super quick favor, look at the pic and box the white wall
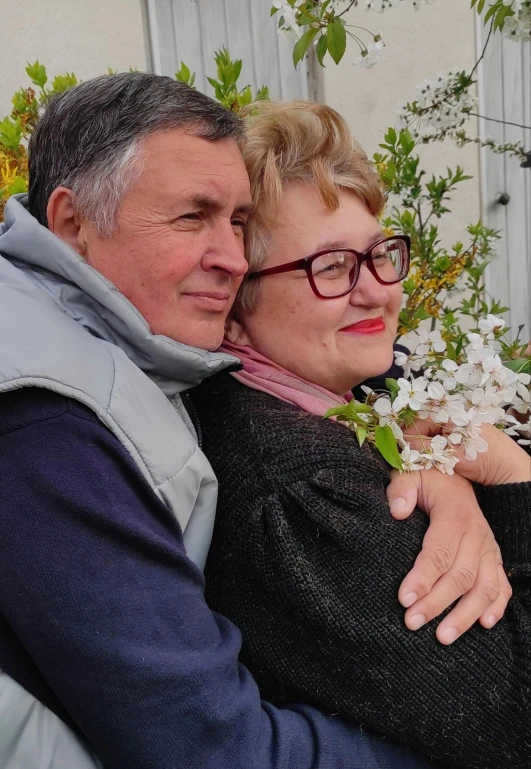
[0,0,150,116]
[320,0,481,243]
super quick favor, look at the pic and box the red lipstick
[340,317,386,334]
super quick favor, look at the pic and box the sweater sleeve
[0,388,435,769]
[475,482,531,564]
[204,443,531,769]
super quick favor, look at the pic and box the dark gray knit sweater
[190,371,531,769]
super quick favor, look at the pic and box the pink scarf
[219,340,352,417]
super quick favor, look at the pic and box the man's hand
[386,469,512,645]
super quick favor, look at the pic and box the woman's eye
[231,218,247,229]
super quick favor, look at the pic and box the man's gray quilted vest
[0,195,239,768]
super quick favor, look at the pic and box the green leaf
[316,34,328,67]
[51,73,78,93]
[446,340,457,360]
[484,3,499,23]
[375,425,403,470]
[356,426,368,447]
[385,127,397,146]
[175,62,191,84]
[324,405,351,419]
[504,358,531,375]
[26,60,47,88]
[293,27,319,67]
[233,59,243,83]
[477,0,486,14]
[0,117,23,151]
[7,175,27,195]
[385,378,400,397]
[326,19,346,65]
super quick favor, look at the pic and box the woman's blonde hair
[236,100,386,313]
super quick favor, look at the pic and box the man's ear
[225,314,251,346]
[46,187,89,256]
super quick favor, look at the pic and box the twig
[469,113,531,131]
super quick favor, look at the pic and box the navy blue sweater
[0,387,436,769]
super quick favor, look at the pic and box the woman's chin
[347,351,395,389]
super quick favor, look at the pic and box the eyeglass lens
[310,238,408,298]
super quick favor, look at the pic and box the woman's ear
[225,314,251,346]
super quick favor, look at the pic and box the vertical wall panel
[147,0,309,100]
[477,19,531,337]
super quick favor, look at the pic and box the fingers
[398,510,463,609]
[435,547,502,645]
[479,559,512,630]
[401,521,470,618]
[386,470,420,520]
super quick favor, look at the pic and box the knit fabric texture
[191,371,531,769]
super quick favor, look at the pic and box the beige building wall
[319,0,481,242]
[0,0,149,116]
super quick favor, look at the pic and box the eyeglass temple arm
[249,258,309,279]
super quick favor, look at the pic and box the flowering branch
[326,319,531,472]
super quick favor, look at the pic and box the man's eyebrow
[313,232,385,252]
[188,196,254,215]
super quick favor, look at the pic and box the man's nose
[202,222,248,278]
[349,262,390,306]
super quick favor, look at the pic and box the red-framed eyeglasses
[248,235,411,299]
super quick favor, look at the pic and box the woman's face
[227,183,403,394]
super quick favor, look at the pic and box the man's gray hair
[28,72,244,234]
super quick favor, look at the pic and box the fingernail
[408,613,426,631]
[402,592,418,608]
[390,497,407,516]
[439,626,458,645]
[485,614,497,629]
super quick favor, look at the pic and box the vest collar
[0,195,238,395]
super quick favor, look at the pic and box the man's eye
[180,212,201,221]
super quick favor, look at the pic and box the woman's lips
[340,317,386,334]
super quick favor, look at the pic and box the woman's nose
[349,262,390,306]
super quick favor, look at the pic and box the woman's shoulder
[191,371,387,480]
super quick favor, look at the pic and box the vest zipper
[181,391,203,448]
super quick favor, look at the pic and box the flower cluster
[365,0,434,10]
[396,69,477,142]
[326,316,531,474]
[501,0,531,42]
[352,33,386,67]
[273,0,305,42]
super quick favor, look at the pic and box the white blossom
[421,381,468,424]
[400,444,426,472]
[478,314,506,337]
[435,358,459,391]
[394,349,421,379]
[458,424,489,461]
[353,37,386,68]
[393,377,429,411]
[415,329,446,357]
[373,397,404,440]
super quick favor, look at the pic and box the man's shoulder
[0,388,102,437]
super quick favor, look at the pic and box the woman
[190,101,531,769]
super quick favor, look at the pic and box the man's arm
[0,388,433,769]
[203,452,531,768]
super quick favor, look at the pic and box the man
[0,73,495,769]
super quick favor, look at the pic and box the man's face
[81,129,252,350]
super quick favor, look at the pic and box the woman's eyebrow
[313,232,384,252]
